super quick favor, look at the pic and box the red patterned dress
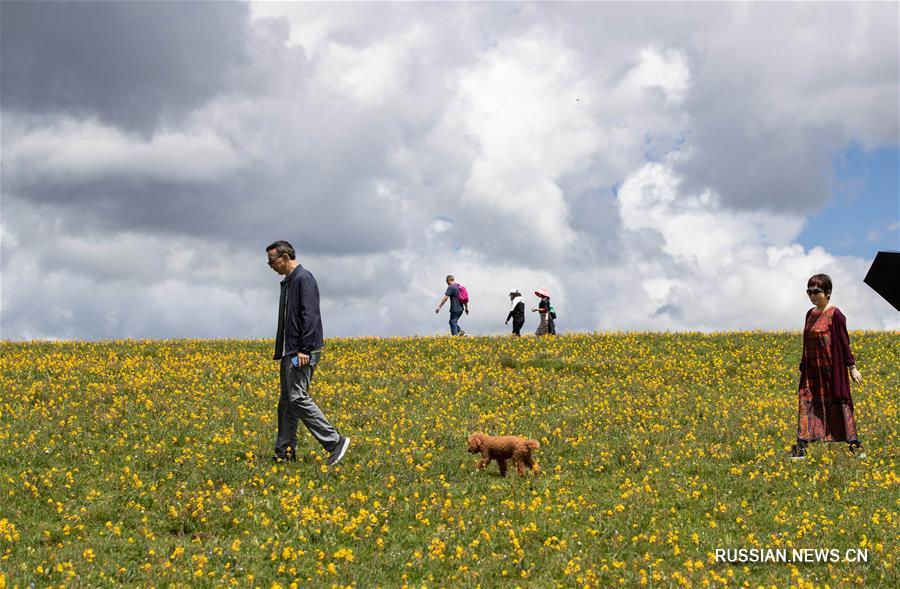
[797,305,858,442]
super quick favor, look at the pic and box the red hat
[534,288,550,298]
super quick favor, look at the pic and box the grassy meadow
[0,332,897,588]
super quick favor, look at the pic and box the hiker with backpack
[435,274,469,336]
[532,288,556,336]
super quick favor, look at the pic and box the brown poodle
[467,432,540,476]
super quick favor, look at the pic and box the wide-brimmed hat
[534,288,550,298]
[509,288,520,295]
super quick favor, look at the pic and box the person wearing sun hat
[531,287,554,336]
[505,288,525,336]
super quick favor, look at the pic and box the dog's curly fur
[467,432,540,477]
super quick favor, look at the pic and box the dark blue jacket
[279,264,324,357]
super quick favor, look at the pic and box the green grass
[0,332,897,587]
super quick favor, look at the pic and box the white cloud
[4,118,243,184]
[622,48,690,106]
[443,32,601,254]
[2,2,898,339]
[313,24,431,107]
[618,160,805,269]
[605,159,898,331]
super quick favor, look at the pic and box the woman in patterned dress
[790,274,864,460]
[532,288,552,336]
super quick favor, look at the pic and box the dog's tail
[525,439,540,450]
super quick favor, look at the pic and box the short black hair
[808,273,832,298]
[266,240,296,260]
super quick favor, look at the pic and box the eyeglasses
[267,253,284,267]
[806,288,824,296]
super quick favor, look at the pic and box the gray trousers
[275,350,340,458]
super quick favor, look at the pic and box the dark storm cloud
[0,0,450,257]
[1,0,251,133]
[675,104,838,213]
[5,172,411,256]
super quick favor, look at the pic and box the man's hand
[296,352,310,367]
[505,320,509,325]
[435,308,440,314]
[850,366,862,385]
[464,308,469,315]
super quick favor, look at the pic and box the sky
[1,1,898,341]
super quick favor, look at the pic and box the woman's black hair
[808,273,832,299]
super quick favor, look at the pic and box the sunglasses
[806,288,824,296]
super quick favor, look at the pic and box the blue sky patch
[798,144,900,259]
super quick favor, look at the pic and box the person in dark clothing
[548,300,557,336]
[506,288,525,336]
[266,240,349,466]
[435,274,468,335]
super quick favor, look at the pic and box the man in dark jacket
[267,240,349,466]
